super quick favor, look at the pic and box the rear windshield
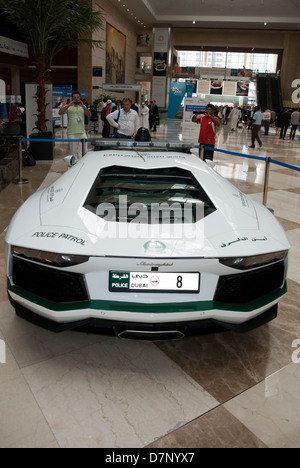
[83,165,216,223]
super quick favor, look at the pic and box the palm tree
[0,0,103,133]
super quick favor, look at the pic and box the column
[152,27,171,108]
[10,66,21,96]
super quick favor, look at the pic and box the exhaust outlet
[116,329,185,341]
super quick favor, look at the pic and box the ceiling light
[264,22,267,26]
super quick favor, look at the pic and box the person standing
[97,100,105,134]
[192,104,220,161]
[270,109,277,126]
[263,108,271,135]
[275,111,283,135]
[242,106,251,128]
[102,100,112,138]
[145,100,151,128]
[59,91,91,159]
[140,102,150,129]
[151,101,159,132]
[224,106,231,125]
[248,106,254,130]
[148,101,154,129]
[106,98,140,139]
[289,108,300,140]
[228,105,240,131]
[280,109,292,140]
[149,100,159,131]
[249,105,263,148]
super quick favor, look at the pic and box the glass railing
[136,65,152,74]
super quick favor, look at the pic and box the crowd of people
[60,93,299,161]
[97,98,160,139]
[219,104,300,140]
[192,103,300,161]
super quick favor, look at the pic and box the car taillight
[12,246,89,268]
[219,250,288,270]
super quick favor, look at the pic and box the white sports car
[5,140,290,339]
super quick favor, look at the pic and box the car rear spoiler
[91,139,194,153]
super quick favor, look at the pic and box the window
[83,164,216,224]
[178,51,278,73]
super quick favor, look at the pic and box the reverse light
[219,250,288,270]
[12,246,89,268]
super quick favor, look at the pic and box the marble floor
[0,120,299,448]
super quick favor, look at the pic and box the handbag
[112,110,121,138]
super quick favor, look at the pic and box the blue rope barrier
[202,146,266,162]
[269,158,300,173]
[199,146,300,172]
[21,138,92,143]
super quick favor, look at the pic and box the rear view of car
[5,141,290,339]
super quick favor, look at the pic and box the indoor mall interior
[0,0,300,449]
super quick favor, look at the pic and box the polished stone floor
[0,119,299,448]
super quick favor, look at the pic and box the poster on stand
[231,68,252,78]
[183,97,208,123]
[152,76,167,108]
[210,80,223,95]
[152,28,170,108]
[197,80,210,94]
[168,82,187,119]
[153,52,167,77]
[223,81,237,96]
[236,81,250,96]
[153,28,169,52]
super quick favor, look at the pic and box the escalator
[269,74,283,113]
[257,73,283,113]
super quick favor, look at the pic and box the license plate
[109,272,200,293]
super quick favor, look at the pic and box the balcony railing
[136,65,152,74]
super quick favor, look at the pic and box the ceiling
[107,0,300,31]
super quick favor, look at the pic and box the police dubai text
[95,195,205,243]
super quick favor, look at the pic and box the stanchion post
[13,137,29,185]
[263,156,271,206]
[81,138,87,158]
